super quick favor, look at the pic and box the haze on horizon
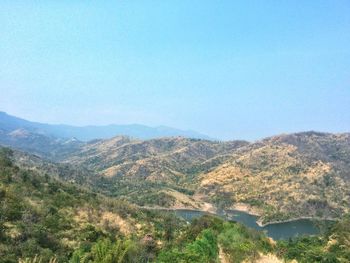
[1,1,349,140]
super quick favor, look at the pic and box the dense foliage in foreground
[69,215,272,263]
[0,148,182,262]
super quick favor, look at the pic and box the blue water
[174,209,330,240]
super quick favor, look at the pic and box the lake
[173,209,332,240]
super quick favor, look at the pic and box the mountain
[1,112,350,226]
[198,131,350,223]
[64,136,248,181]
[0,127,83,159]
[53,131,350,224]
[0,111,212,141]
[59,136,247,208]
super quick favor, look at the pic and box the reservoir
[173,209,332,240]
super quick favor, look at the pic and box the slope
[198,132,350,223]
[62,136,248,208]
[0,147,188,262]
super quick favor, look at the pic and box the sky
[0,1,349,140]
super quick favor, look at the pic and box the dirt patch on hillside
[230,203,261,216]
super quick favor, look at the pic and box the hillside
[1,147,298,263]
[2,146,349,262]
[61,136,248,208]
[0,128,82,160]
[55,131,350,224]
[0,147,183,262]
[198,132,350,223]
[2,125,350,225]
[64,136,247,181]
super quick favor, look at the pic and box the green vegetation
[69,215,274,263]
[157,215,272,263]
[69,238,149,263]
[157,229,219,263]
[0,148,181,262]
[94,179,180,207]
[0,148,105,261]
[277,215,350,262]
[218,223,271,262]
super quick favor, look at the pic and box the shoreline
[138,205,218,215]
[228,203,262,217]
[225,203,338,227]
[139,205,338,227]
[256,216,338,227]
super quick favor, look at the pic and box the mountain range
[1,112,349,225]
[0,111,211,141]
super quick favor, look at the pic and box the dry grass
[74,207,134,235]
[198,142,350,221]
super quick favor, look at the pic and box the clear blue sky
[0,1,349,140]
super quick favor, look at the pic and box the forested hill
[2,127,350,224]
[55,132,350,224]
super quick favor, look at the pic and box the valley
[1,112,350,262]
[2,114,350,224]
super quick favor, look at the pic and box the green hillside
[0,148,182,262]
[1,146,350,262]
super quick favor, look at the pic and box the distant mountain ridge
[0,111,212,141]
